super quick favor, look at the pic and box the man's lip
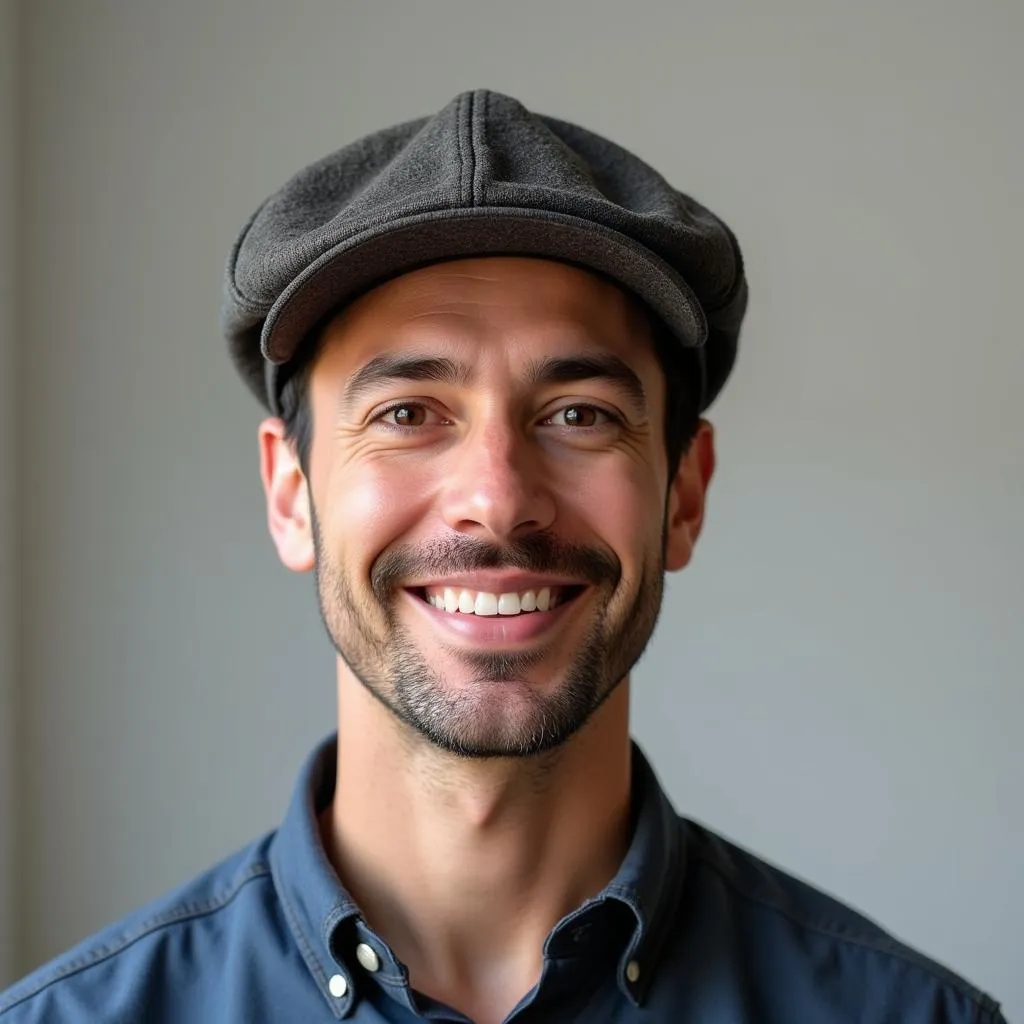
[402,573,589,593]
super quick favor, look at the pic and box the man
[0,90,1006,1023]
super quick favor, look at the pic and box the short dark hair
[279,314,700,483]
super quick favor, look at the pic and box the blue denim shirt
[0,735,1006,1023]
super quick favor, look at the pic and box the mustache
[370,532,621,605]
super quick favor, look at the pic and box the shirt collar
[600,741,687,1005]
[270,734,360,1018]
[270,733,685,1015]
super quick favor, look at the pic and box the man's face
[263,257,712,758]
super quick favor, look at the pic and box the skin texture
[258,256,715,1023]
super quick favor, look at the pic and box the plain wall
[0,0,19,986]
[14,0,1023,1017]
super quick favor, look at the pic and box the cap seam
[467,90,478,206]
[457,91,473,208]
[471,89,487,205]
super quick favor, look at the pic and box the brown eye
[550,405,607,428]
[389,404,427,427]
[565,406,595,427]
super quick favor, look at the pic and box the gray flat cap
[222,88,748,414]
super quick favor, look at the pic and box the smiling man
[0,90,1006,1024]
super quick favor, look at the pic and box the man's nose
[438,419,557,543]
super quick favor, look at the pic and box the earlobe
[664,420,716,573]
[258,417,315,573]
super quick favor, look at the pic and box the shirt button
[626,960,641,984]
[355,942,381,972]
[328,974,348,998]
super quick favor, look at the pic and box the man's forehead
[318,256,656,367]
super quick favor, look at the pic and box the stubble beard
[311,511,666,759]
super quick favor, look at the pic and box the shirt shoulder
[0,832,279,1024]
[675,816,1007,1023]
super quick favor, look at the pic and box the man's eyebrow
[525,354,648,413]
[339,351,648,415]
[341,355,473,411]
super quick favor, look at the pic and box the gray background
[3,0,1021,1018]
[0,0,16,993]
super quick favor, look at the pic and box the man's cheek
[334,466,430,535]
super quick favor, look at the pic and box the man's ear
[664,419,716,572]
[258,417,315,572]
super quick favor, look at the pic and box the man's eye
[546,405,613,428]
[376,403,435,428]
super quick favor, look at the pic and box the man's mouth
[412,585,586,617]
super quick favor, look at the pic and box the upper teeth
[424,587,554,616]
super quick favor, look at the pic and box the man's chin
[406,713,584,761]
[446,649,566,687]
[386,659,608,760]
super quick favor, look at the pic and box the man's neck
[319,667,633,1023]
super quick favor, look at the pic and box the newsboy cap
[222,89,748,414]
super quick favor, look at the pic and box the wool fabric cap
[221,89,748,414]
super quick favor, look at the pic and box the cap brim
[260,207,708,413]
